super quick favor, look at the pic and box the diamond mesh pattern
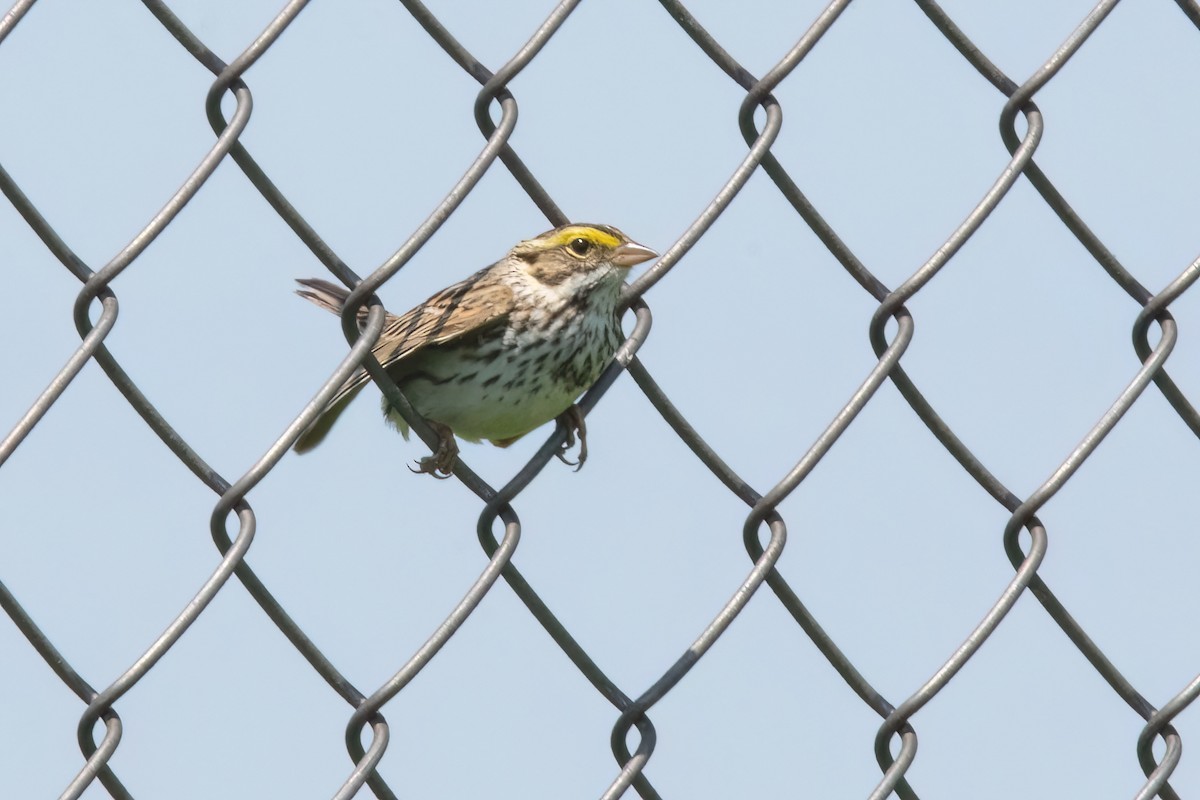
[2,1,1198,797]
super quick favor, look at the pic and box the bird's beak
[612,240,658,268]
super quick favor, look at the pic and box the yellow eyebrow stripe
[544,226,621,250]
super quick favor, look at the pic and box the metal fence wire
[2,0,1200,797]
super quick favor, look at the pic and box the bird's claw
[409,422,458,479]
[554,406,587,472]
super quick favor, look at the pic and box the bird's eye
[568,237,592,256]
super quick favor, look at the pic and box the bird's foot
[554,405,587,471]
[410,421,458,479]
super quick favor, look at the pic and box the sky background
[2,1,1199,798]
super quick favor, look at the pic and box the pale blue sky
[2,1,1199,798]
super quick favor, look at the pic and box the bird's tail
[295,278,373,322]
[294,278,372,453]
[294,384,366,453]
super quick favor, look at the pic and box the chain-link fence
[3,0,1199,797]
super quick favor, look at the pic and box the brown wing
[293,269,514,453]
[369,267,514,372]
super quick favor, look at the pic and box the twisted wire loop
[906,2,1200,797]
[603,3,862,796]
[146,0,587,796]
[1,2,308,796]
[2,0,1198,797]
[651,0,1199,796]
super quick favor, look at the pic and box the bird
[293,223,657,477]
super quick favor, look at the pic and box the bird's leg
[554,405,587,471]
[410,421,458,479]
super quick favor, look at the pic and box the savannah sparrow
[294,223,657,477]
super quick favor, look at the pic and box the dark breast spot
[407,370,456,386]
